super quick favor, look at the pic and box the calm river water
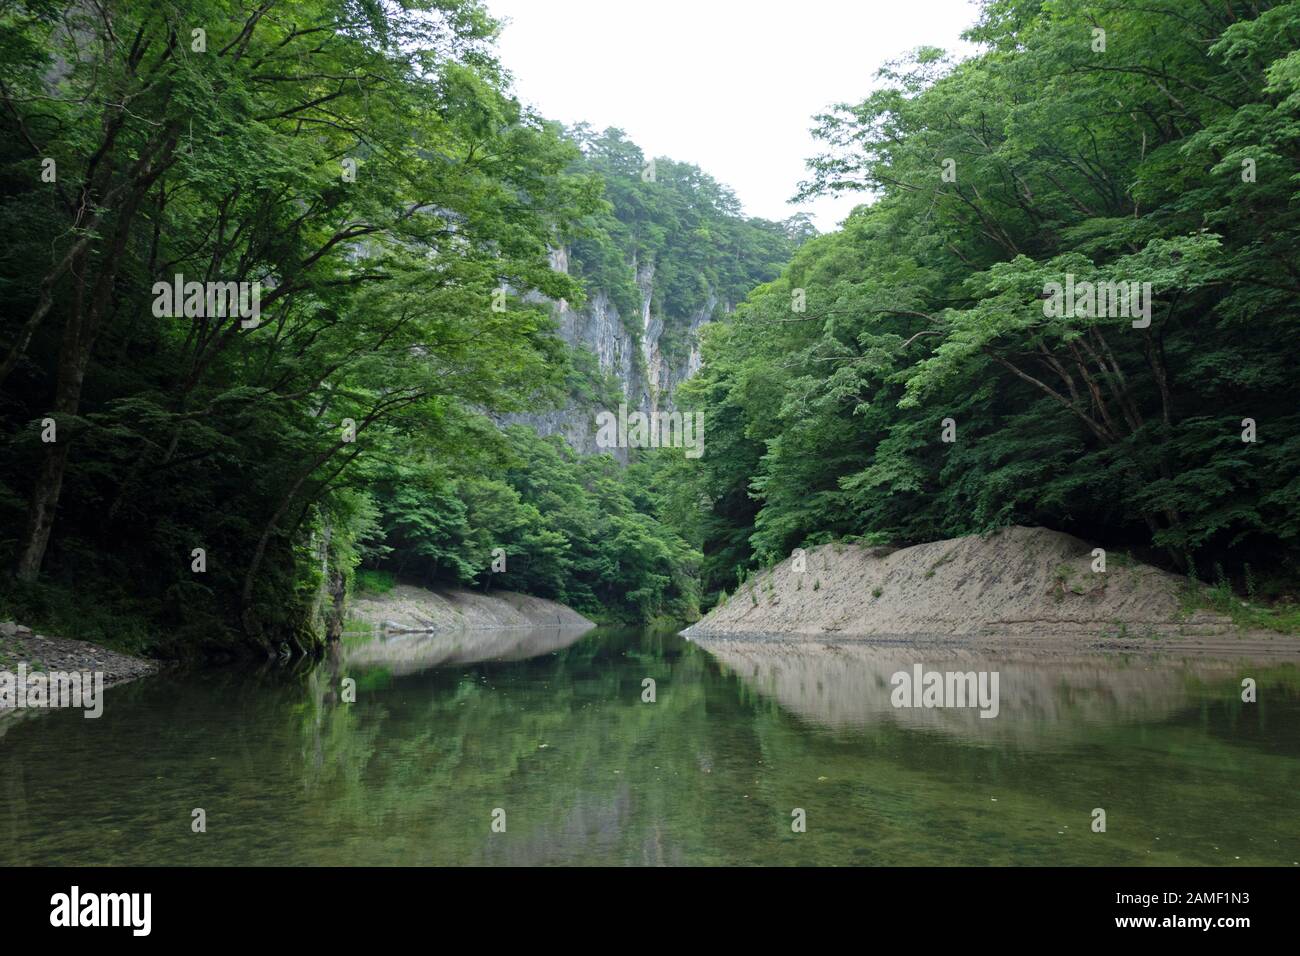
[2,626,1297,865]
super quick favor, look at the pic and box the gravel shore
[0,621,159,711]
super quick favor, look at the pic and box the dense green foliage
[361,424,699,623]
[5,0,1298,654]
[564,126,796,332]
[0,0,699,652]
[663,0,1300,607]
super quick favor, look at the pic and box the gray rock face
[502,248,724,459]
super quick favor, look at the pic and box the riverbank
[683,526,1296,642]
[348,583,595,632]
[0,620,160,713]
[688,630,1300,660]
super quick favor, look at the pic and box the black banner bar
[4,866,1291,942]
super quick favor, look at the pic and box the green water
[2,626,1298,866]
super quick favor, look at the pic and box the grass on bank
[1183,576,1300,635]
[0,578,154,656]
[1180,564,1300,639]
[354,569,396,595]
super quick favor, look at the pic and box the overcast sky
[483,0,982,232]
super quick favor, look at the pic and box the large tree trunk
[12,129,176,581]
[15,441,72,582]
[14,272,98,581]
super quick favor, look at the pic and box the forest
[0,0,793,653]
[651,0,1300,623]
[2,0,1299,657]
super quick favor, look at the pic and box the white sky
[484,0,983,232]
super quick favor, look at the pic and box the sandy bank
[348,584,595,633]
[682,526,1273,641]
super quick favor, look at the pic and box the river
[1,626,1297,865]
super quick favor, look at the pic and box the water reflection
[342,625,593,674]
[1,627,1297,866]
[693,636,1296,746]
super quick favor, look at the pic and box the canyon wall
[500,246,723,460]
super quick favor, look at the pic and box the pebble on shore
[0,621,158,710]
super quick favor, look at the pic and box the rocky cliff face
[503,247,723,460]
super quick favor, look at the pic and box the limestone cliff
[501,246,724,460]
